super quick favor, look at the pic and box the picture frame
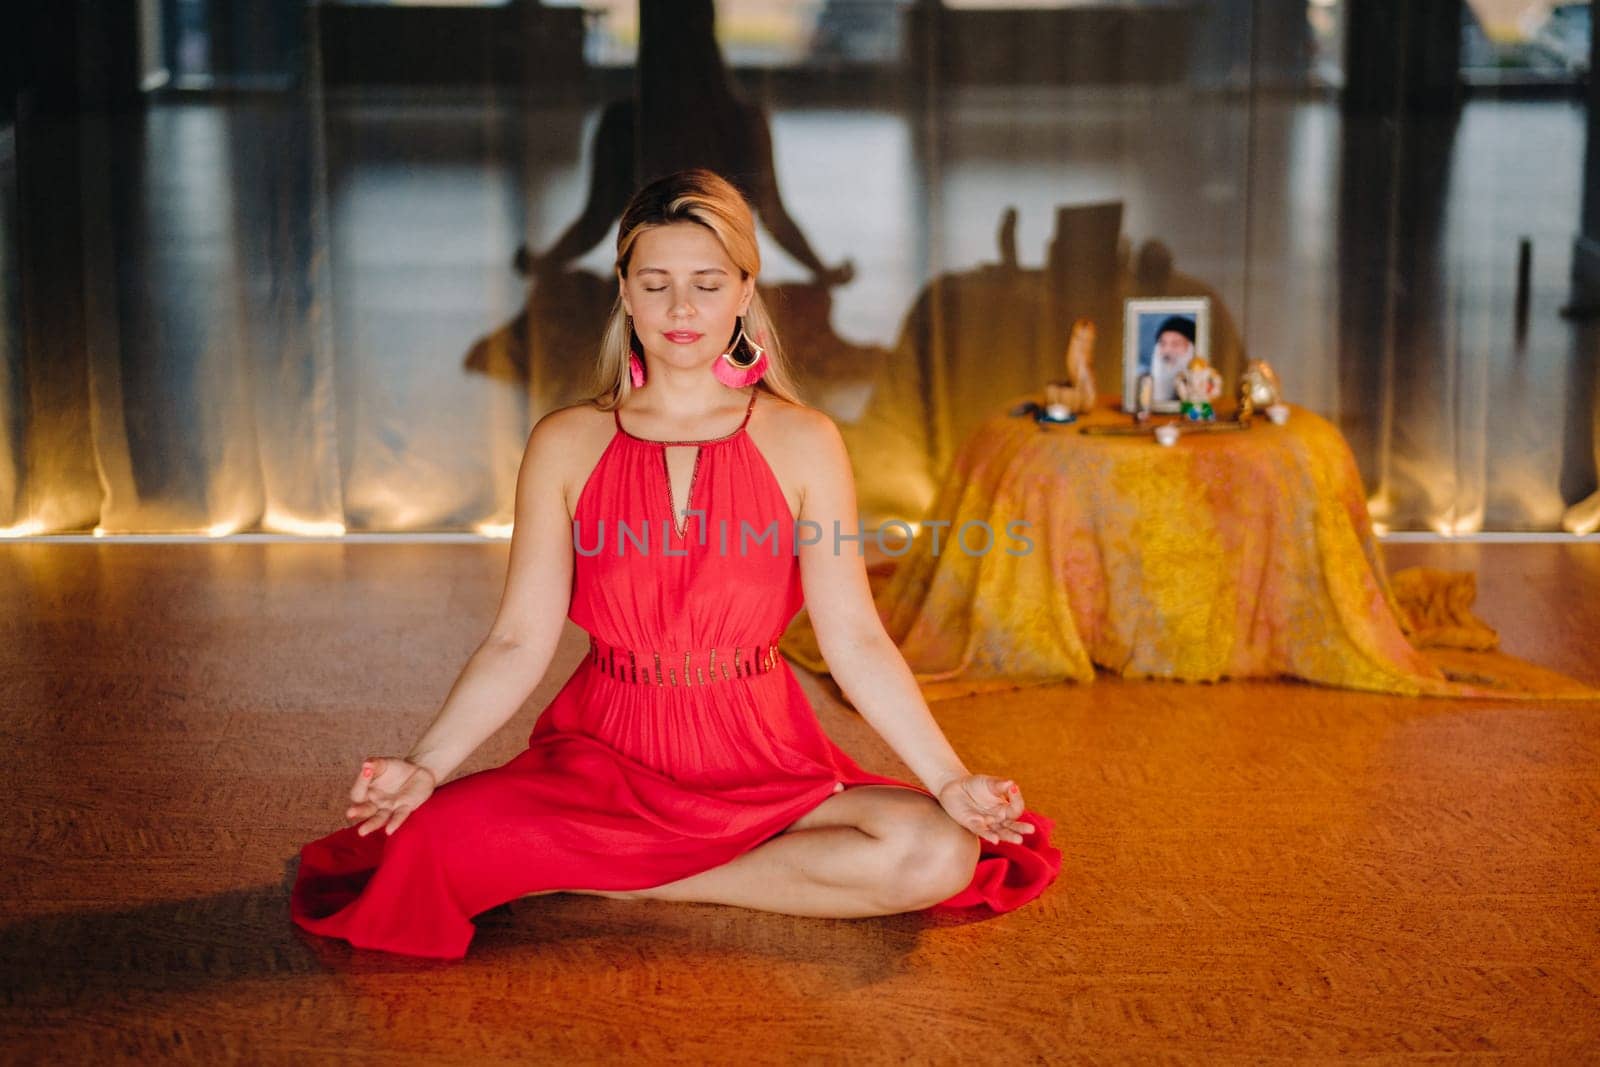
[1122,297,1213,414]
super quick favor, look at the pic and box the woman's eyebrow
[635,267,728,277]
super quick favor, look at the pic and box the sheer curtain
[2,0,1595,537]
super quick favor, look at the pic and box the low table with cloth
[782,398,1597,703]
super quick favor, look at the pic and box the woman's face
[619,221,754,372]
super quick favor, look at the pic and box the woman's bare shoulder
[529,398,614,446]
[752,393,838,455]
[750,395,849,518]
[553,396,614,423]
[527,400,618,515]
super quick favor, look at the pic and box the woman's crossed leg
[550,785,980,918]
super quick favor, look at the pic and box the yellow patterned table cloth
[781,398,1595,702]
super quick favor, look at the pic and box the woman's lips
[663,330,703,344]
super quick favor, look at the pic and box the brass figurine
[1045,318,1098,415]
[1236,360,1282,421]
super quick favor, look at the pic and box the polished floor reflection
[3,88,1594,533]
[3,540,1598,1059]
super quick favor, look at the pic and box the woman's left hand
[936,774,1036,845]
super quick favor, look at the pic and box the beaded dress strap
[737,386,759,427]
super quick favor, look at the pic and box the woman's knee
[382,777,482,847]
[871,801,980,912]
[377,794,448,850]
[388,768,500,839]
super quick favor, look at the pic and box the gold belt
[586,633,783,686]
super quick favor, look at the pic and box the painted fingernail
[1008,784,1019,793]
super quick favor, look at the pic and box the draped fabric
[3,7,1595,536]
[781,398,1600,703]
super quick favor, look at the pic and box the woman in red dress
[291,169,1060,959]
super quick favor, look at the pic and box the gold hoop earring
[720,317,764,369]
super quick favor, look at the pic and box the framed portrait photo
[1122,297,1213,414]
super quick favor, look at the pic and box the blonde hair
[585,169,803,409]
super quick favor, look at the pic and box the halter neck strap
[612,388,759,445]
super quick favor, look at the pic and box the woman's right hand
[345,756,437,837]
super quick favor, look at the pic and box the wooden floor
[3,541,1598,1063]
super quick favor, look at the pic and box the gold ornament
[1045,318,1098,414]
[1237,360,1282,420]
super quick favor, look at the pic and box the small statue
[1236,360,1282,420]
[1045,318,1097,414]
[1134,372,1155,423]
[1174,355,1222,422]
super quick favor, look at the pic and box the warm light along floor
[2,542,1597,1061]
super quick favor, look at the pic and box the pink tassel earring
[712,317,768,388]
[627,316,646,388]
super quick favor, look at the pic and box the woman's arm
[793,410,970,795]
[792,411,1035,846]
[401,409,579,783]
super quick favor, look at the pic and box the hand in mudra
[345,756,437,837]
[937,774,1036,845]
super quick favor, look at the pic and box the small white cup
[1265,403,1290,425]
[1154,424,1180,447]
[1044,402,1071,421]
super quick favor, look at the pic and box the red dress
[290,387,1062,958]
